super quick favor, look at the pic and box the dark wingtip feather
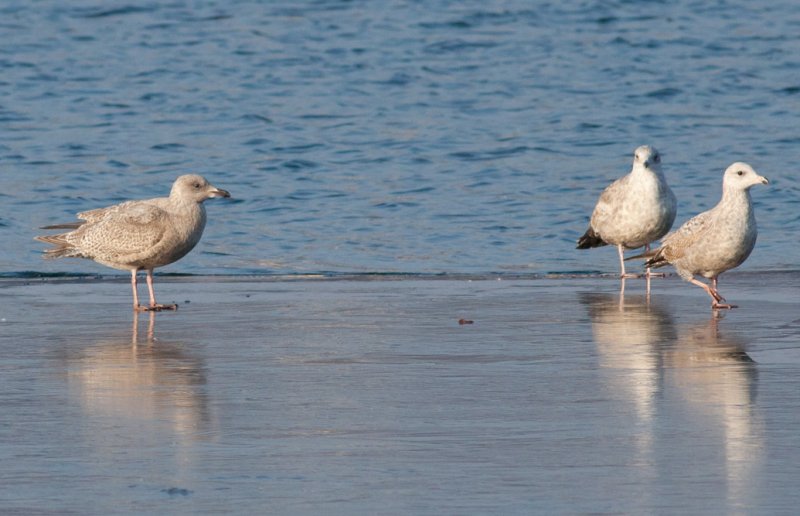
[623,248,668,268]
[644,255,668,268]
[625,248,663,265]
[576,228,607,249]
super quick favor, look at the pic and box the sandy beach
[1,273,799,513]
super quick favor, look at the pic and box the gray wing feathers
[590,176,629,228]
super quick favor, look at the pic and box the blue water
[1,0,799,276]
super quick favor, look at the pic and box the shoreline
[3,267,800,284]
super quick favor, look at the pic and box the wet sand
[1,273,799,514]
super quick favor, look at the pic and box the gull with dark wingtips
[577,145,677,279]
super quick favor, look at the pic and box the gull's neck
[721,184,752,204]
[718,186,754,224]
[170,192,203,208]
[631,164,664,181]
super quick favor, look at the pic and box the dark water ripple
[1,1,799,275]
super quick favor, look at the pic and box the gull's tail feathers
[35,231,83,260]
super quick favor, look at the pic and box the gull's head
[632,145,661,171]
[172,174,231,202]
[723,162,769,191]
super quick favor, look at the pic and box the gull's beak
[759,176,769,185]
[643,160,651,169]
[208,187,231,198]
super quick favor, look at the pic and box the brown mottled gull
[577,145,677,278]
[630,163,768,309]
[35,174,230,311]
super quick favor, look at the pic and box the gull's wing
[589,174,630,230]
[73,201,169,263]
[658,209,715,262]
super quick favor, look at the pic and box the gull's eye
[193,182,201,188]
[737,170,744,176]
[653,154,660,163]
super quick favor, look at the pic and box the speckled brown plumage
[36,174,230,311]
[640,162,768,309]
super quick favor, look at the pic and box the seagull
[628,163,768,309]
[35,174,230,311]
[577,145,677,278]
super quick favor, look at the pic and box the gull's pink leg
[690,277,736,309]
[140,269,178,311]
[617,244,639,279]
[709,276,735,309]
[131,269,141,310]
[146,269,157,306]
[619,245,640,279]
[689,278,719,303]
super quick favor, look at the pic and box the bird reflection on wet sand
[582,290,675,428]
[582,290,757,378]
[665,311,761,507]
[582,291,762,507]
[65,312,215,448]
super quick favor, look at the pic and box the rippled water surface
[2,1,799,276]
